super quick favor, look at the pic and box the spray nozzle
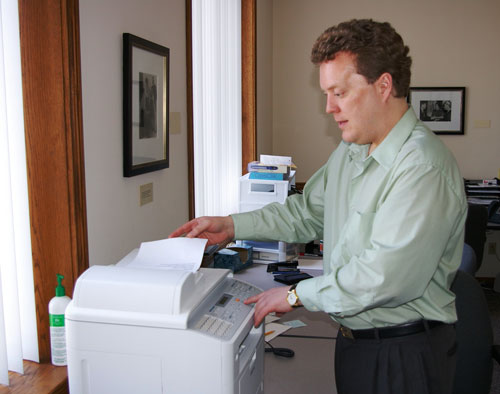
[55,274,65,297]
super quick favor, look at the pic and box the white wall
[264,0,500,183]
[80,0,189,265]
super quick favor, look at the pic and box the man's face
[319,52,383,146]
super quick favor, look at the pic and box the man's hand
[244,287,295,327]
[168,216,235,246]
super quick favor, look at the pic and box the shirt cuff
[296,277,322,312]
[231,212,256,240]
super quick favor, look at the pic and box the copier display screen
[216,293,232,307]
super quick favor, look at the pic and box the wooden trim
[186,0,195,219]
[241,0,257,173]
[18,0,88,365]
[3,361,68,394]
[60,0,89,283]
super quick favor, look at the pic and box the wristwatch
[287,284,300,307]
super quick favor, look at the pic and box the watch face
[287,292,297,306]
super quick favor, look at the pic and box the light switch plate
[140,183,153,206]
[473,119,491,128]
[170,112,181,134]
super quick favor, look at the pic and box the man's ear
[377,72,393,101]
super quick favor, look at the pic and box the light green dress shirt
[232,108,468,329]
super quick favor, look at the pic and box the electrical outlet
[488,242,497,255]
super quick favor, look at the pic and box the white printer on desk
[66,250,264,394]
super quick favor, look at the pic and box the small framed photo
[408,87,465,135]
[123,33,170,177]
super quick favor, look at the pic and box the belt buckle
[340,326,354,339]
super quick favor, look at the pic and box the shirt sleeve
[232,163,327,244]
[297,163,467,317]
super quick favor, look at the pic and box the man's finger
[244,292,263,305]
[168,221,195,238]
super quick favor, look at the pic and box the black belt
[339,320,446,340]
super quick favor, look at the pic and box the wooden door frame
[18,0,89,362]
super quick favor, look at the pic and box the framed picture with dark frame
[123,33,170,177]
[407,87,465,135]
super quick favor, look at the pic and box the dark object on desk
[304,240,322,257]
[464,203,488,272]
[464,178,500,228]
[464,178,500,197]
[201,244,223,267]
[274,272,313,285]
[266,261,298,273]
[214,245,253,272]
[451,270,500,394]
[272,267,300,275]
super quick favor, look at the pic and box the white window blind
[192,0,242,217]
[0,0,39,386]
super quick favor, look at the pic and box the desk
[235,263,338,394]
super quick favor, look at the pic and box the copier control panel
[191,279,261,340]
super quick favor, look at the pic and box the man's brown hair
[311,19,412,98]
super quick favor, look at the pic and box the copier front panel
[66,266,264,394]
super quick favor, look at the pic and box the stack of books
[247,161,291,180]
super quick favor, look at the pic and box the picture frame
[123,33,170,177]
[407,87,465,135]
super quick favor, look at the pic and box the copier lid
[66,265,229,329]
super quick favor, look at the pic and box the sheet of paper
[127,237,208,272]
[297,257,323,270]
[282,319,307,328]
[260,154,292,166]
[265,314,280,324]
[264,322,291,342]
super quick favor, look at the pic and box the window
[0,0,38,384]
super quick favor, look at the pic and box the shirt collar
[369,107,417,170]
[346,107,417,168]
[347,142,369,162]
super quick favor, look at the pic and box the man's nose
[326,97,339,114]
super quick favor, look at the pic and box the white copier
[66,249,264,394]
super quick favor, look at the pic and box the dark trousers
[335,324,457,394]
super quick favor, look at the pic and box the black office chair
[464,203,489,271]
[451,270,500,394]
[459,243,477,275]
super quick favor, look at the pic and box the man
[170,19,467,394]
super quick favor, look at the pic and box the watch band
[287,283,300,307]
